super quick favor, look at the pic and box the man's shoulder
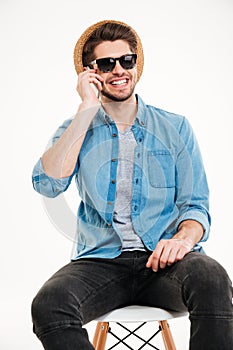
[148,104,184,122]
[144,103,185,132]
[137,95,185,127]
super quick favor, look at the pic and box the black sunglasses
[89,54,137,73]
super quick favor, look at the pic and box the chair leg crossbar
[108,322,161,350]
[93,320,176,350]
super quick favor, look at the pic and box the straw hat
[73,20,144,81]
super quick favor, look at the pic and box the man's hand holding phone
[77,67,103,103]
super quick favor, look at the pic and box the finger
[166,245,181,266]
[159,242,181,269]
[146,254,152,268]
[86,70,104,83]
[146,251,156,268]
[147,241,165,272]
[79,70,104,84]
[159,246,172,269]
[167,241,191,265]
[91,78,103,91]
[83,67,96,72]
[156,240,173,270]
[175,245,189,261]
[160,239,187,267]
[77,74,103,99]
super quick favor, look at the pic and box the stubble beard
[100,86,135,102]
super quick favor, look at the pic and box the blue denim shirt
[32,95,210,259]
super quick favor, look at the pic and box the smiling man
[89,42,137,101]
[31,20,233,349]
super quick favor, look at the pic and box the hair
[82,22,138,67]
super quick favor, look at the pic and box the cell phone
[86,66,100,98]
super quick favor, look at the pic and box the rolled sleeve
[32,158,72,198]
[176,210,210,242]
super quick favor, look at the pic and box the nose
[112,60,125,74]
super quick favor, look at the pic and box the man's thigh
[135,252,214,312]
[34,256,135,325]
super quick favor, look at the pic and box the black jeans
[31,251,233,349]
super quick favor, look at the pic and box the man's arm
[146,117,210,272]
[41,69,103,179]
[146,220,203,272]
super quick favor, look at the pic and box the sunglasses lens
[97,58,115,72]
[120,54,137,70]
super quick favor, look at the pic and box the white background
[1,0,233,349]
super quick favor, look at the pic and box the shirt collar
[95,94,147,127]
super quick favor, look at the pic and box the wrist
[78,99,101,112]
[174,219,204,247]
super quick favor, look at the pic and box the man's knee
[187,254,231,288]
[182,253,232,310]
[31,280,82,336]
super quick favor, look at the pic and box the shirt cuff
[176,210,210,242]
[32,158,71,197]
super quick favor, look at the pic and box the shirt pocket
[147,150,175,188]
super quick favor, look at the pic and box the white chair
[92,305,188,350]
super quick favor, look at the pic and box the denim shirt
[32,95,210,259]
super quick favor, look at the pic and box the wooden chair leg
[158,320,176,350]
[92,321,109,350]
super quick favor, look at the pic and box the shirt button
[107,223,112,227]
[107,201,113,205]
[112,133,117,137]
[111,158,117,162]
[135,178,139,184]
[134,205,138,211]
[111,180,116,184]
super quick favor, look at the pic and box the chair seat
[95,305,188,323]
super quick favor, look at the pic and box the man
[31,20,233,349]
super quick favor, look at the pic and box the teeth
[112,79,127,85]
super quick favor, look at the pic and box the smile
[111,79,127,86]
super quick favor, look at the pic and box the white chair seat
[93,306,188,350]
[95,305,188,322]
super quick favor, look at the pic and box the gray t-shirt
[113,127,145,251]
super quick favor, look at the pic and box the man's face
[93,40,138,102]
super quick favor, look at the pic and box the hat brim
[73,20,144,81]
